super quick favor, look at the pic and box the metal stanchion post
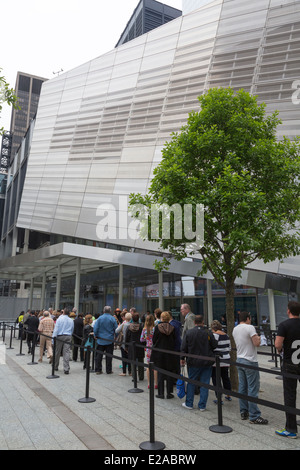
[79,346,96,403]
[128,342,143,394]
[16,334,25,356]
[47,337,59,379]
[90,337,95,373]
[268,332,275,362]
[140,362,165,451]
[2,323,6,344]
[7,326,14,350]
[272,341,281,371]
[209,356,233,434]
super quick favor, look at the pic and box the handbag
[176,366,186,399]
[115,324,124,346]
[84,335,94,351]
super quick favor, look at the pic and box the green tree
[0,69,19,134]
[129,87,300,389]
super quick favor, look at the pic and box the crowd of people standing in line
[15,304,231,401]
[14,300,300,439]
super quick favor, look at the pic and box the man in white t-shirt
[233,311,268,425]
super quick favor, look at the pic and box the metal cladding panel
[17,0,300,255]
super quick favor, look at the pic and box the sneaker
[241,411,249,420]
[275,429,297,439]
[225,396,232,401]
[182,402,193,410]
[198,408,206,412]
[250,417,268,425]
[213,399,223,405]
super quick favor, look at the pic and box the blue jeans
[186,366,212,409]
[237,358,261,420]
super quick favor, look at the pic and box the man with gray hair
[52,309,74,374]
[38,311,55,363]
[94,306,118,374]
[181,303,196,338]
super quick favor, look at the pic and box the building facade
[9,72,47,160]
[182,0,212,14]
[1,0,299,323]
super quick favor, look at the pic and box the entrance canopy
[0,242,299,293]
[0,242,210,283]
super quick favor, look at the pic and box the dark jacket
[73,317,84,339]
[24,315,39,333]
[170,319,182,351]
[125,322,145,360]
[181,326,217,368]
[151,322,177,371]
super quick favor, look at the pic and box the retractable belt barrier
[3,321,300,450]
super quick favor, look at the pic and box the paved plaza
[0,336,299,451]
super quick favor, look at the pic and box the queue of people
[14,300,300,439]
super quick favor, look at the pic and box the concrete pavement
[0,336,300,451]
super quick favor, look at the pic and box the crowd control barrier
[2,321,300,450]
[78,346,96,403]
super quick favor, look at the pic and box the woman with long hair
[140,314,158,389]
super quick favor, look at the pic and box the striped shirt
[213,332,231,367]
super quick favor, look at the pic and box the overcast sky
[1,0,183,131]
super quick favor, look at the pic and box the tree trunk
[225,276,238,391]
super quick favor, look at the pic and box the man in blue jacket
[93,305,118,374]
